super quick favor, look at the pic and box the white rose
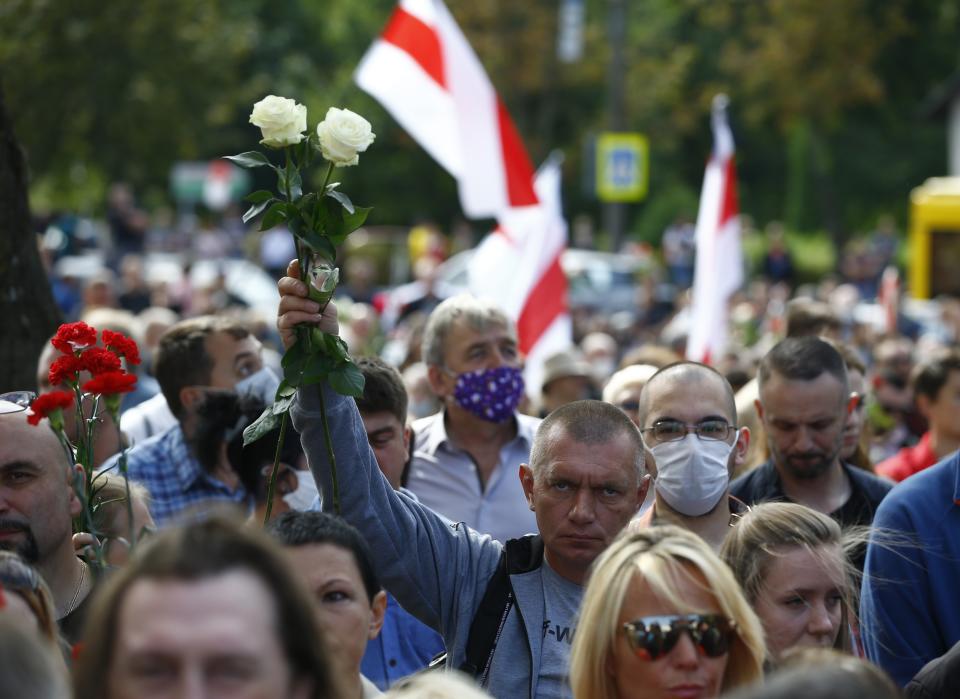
[249,95,307,148]
[316,108,375,167]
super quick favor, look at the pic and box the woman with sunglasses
[720,502,855,665]
[570,525,765,699]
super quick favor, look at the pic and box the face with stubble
[757,371,849,480]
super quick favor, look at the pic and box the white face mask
[645,431,738,517]
[283,469,320,511]
[235,366,280,405]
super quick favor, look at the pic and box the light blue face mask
[234,366,281,405]
[644,431,739,517]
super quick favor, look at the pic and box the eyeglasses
[0,391,36,415]
[641,419,735,443]
[623,614,737,660]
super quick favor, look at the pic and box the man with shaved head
[0,399,90,643]
[633,362,750,550]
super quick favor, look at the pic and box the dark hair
[912,349,960,402]
[785,298,841,338]
[638,361,737,428]
[0,552,58,645]
[758,337,848,393]
[192,393,303,502]
[530,399,643,477]
[267,511,382,603]
[73,517,337,699]
[355,356,408,425]
[154,316,250,418]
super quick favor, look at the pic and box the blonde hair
[386,671,493,699]
[720,502,856,656]
[570,526,766,699]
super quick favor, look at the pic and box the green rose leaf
[329,363,366,397]
[244,189,275,204]
[289,167,303,202]
[276,379,298,399]
[271,392,297,416]
[260,202,288,231]
[243,406,283,446]
[242,199,272,224]
[225,152,272,169]
[302,350,338,383]
[323,199,372,245]
[326,189,355,214]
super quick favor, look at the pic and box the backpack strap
[458,534,544,680]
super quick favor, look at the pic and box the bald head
[638,362,737,428]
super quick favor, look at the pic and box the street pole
[603,0,627,251]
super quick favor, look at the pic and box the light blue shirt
[408,411,539,543]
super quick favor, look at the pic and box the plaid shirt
[102,424,250,527]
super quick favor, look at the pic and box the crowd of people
[3,200,960,699]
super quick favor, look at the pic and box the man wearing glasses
[632,362,750,550]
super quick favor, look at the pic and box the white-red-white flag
[686,95,744,364]
[356,0,571,390]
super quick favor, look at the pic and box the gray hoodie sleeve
[291,383,503,653]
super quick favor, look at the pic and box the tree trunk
[0,79,60,393]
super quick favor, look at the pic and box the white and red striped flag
[356,0,571,393]
[686,95,744,364]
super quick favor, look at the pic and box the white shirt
[407,411,540,543]
[120,392,177,445]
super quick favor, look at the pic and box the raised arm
[277,262,502,644]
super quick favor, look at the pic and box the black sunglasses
[622,613,736,660]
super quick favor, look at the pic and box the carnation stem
[262,409,290,525]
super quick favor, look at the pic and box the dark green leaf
[329,363,366,397]
[260,202,288,231]
[289,168,303,201]
[326,189,355,214]
[243,406,282,446]
[225,152,271,169]
[242,198,271,224]
[322,198,372,244]
[302,350,337,383]
[244,189,274,204]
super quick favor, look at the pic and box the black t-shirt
[729,460,893,569]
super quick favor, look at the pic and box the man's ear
[519,464,536,510]
[402,425,412,454]
[754,398,765,423]
[732,426,751,466]
[369,590,387,640]
[915,393,932,420]
[636,473,651,510]
[179,386,205,414]
[426,364,450,398]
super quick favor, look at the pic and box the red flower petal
[48,355,83,387]
[51,322,98,355]
[78,347,122,376]
[27,390,75,425]
[102,329,141,366]
[81,371,138,396]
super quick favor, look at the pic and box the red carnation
[79,347,122,376]
[27,390,75,426]
[102,329,141,366]
[50,322,98,355]
[48,355,83,387]
[82,371,138,396]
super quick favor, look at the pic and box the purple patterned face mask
[450,366,525,423]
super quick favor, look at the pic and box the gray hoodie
[292,385,573,699]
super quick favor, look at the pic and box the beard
[0,518,40,563]
[771,444,840,481]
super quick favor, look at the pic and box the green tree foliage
[1,0,958,240]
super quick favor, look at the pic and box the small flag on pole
[686,95,744,364]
